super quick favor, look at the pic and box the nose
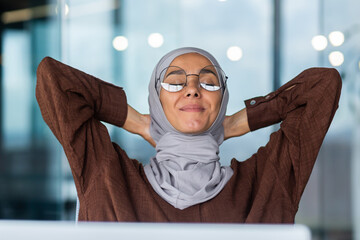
[184,76,201,98]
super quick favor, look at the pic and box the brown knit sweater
[35,57,341,223]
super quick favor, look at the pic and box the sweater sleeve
[35,57,128,192]
[244,67,341,206]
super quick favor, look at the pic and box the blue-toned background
[0,0,359,239]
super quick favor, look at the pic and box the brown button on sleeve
[245,95,281,132]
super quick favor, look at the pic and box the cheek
[209,93,222,115]
[159,91,179,116]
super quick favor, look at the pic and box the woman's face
[159,53,222,134]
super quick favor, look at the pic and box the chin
[178,122,208,134]
[180,129,204,134]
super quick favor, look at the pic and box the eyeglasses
[156,65,228,93]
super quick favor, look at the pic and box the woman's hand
[223,108,250,140]
[122,105,156,147]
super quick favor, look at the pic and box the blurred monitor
[0,220,311,240]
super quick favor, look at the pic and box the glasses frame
[155,65,228,93]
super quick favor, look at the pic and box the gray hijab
[144,47,233,210]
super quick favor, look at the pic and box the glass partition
[1,0,359,239]
[281,0,360,239]
[0,0,65,219]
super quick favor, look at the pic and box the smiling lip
[179,104,205,112]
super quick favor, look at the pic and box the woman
[36,47,341,223]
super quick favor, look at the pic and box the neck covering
[144,47,233,210]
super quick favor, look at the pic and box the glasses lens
[199,66,223,91]
[160,66,186,92]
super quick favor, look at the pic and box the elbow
[37,56,56,77]
[325,68,342,98]
[303,67,342,92]
[301,67,342,106]
[319,68,342,106]
[35,57,57,100]
[328,67,342,88]
[36,56,59,88]
[331,68,342,107]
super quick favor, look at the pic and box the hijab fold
[144,47,233,210]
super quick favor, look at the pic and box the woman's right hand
[123,105,156,147]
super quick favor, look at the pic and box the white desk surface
[0,220,311,240]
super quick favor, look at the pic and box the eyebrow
[200,68,217,77]
[166,69,185,77]
[165,67,218,78]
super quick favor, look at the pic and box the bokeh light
[328,31,345,47]
[328,51,344,66]
[311,35,328,51]
[112,36,128,51]
[148,33,164,48]
[64,4,69,16]
[226,46,243,61]
[55,3,70,16]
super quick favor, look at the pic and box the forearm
[223,108,250,140]
[36,57,128,142]
[123,105,146,135]
[123,105,156,147]
[246,68,341,132]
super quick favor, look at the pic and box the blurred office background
[0,0,359,239]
